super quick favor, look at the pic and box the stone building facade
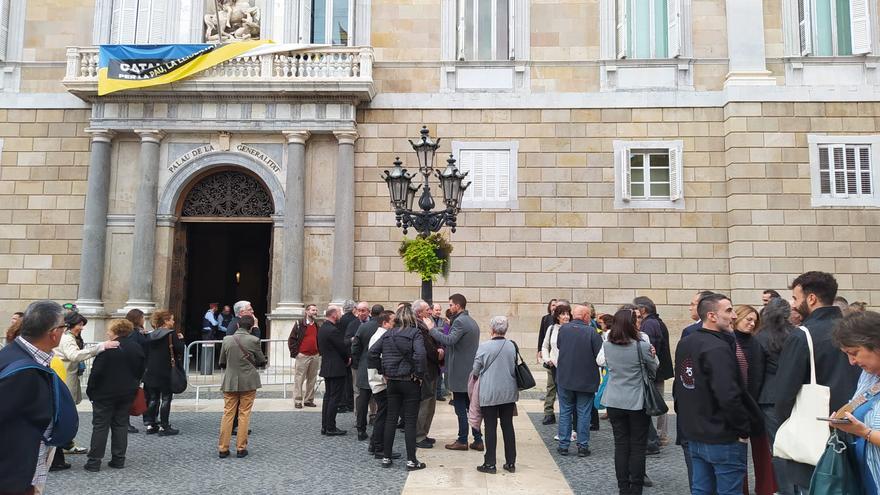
[0,0,879,348]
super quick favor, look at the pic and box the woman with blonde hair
[142,310,185,436]
[732,305,776,495]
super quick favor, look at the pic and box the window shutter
[457,0,467,60]
[0,0,10,61]
[859,146,872,195]
[508,0,515,60]
[798,0,813,56]
[496,151,510,201]
[845,146,858,194]
[667,0,682,58]
[299,0,313,43]
[484,151,497,200]
[668,146,682,200]
[818,146,832,194]
[135,0,151,44]
[850,0,873,55]
[832,145,846,195]
[616,0,628,59]
[149,0,168,44]
[620,148,632,201]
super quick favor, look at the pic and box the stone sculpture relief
[204,0,261,42]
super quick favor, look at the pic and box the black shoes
[381,458,394,468]
[542,414,557,425]
[406,460,427,471]
[49,462,71,472]
[127,424,139,433]
[145,425,158,435]
[415,439,433,448]
[325,428,347,436]
[476,463,497,474]
[374,452,401,460]
[236,449,248,458]
[83,463,100,473]
[557,447,569,456]
[107,460,124,469]
[425,437,436,444]
[577,446,591,457]
[219,451,230,458]
[503,463,516,473]
[357,430,369,441]
[158,426,179,436]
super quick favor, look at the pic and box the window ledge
[784,56,880,86]
[811,196,880,208]
[600,58,693,91]
[614,198,685,210]
[441,61,528,92]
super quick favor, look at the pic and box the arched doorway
[169,168,275,343]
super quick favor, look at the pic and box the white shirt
[367,328,388,394]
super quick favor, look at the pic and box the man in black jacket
[0,300,65,494]
[634,296,674,452]
[351,304,383,440]
[337,300,358,413]
[774,271,861,491]
[318,305,349,436]
[674,293,763,495]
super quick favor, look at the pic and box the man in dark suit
[0,300,65,495]
[318,305,349,436]
[555,304,603,457]
[774,271,861,491]
[351,304,383,440]
[337,300,358,413]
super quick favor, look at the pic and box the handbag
[808,431,864,495]
[774,326,830,465]
[594,368,608,410]
[168,334,188,394]
[510,341,536,390]
[637,340,668,416]
[129,387,147,416]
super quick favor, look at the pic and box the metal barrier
[183,339,296,403]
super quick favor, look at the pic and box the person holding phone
[828,311,880,492]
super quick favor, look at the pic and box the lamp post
[382,126,470,305]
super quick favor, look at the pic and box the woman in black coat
[85,319,145,471]
[142,310,184,436]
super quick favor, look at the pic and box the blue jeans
[689,440,748,495]
[557,387,593,450]
[452,391,482,444]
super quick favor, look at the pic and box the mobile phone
[816,416,851,424]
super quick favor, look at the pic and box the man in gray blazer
[429,293,483,451]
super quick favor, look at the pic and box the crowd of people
[2,270,880,495]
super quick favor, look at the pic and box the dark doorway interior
[182,222,272,342]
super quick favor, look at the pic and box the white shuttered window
[614,140,684,209]
[110,0,169,44]
[795,0,873,56]
[452,141,519,209]
[809,135,880,206]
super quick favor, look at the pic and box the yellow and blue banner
[97,40,270,95]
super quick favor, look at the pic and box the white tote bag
[772,326,830,466]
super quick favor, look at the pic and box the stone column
[75,129,116,315]
[123,130,165,313]
[724,0,776,87]
[275,130,310,316]
[330,130,358,305]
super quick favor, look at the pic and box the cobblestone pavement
[46,411,408,495]
[529,412,691,495]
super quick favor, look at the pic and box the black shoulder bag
[510,341,536,390]
[636,341,667,416]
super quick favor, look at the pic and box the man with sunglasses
[0,300,68,495]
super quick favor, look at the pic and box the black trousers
[370,390,388,452]
[383,380,420,462]
[321,376,345,431]
[607,407,651,495]
[482,403,517,466]
[342,368,355,409]
[144,387,173,427]
[356,387,373,432]
[87,398,130,466]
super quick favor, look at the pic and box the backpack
[0,358,79,447]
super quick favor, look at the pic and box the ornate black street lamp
[382,126,470,304]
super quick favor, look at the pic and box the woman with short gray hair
[472,315,518,474]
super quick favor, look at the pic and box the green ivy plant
[398,233,454,282]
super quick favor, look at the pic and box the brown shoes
[445,441,468,451]
[303,402,317,408]
[294,402,303,409]
[469,441,485,451]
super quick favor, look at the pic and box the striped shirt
[15,336,54,490]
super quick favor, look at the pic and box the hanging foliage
[398,233,454,282]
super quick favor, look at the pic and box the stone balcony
[62,45,375,102]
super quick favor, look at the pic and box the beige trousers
[293,353,320,403]
[218,390,256,452]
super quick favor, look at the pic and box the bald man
[554,305,603,457]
